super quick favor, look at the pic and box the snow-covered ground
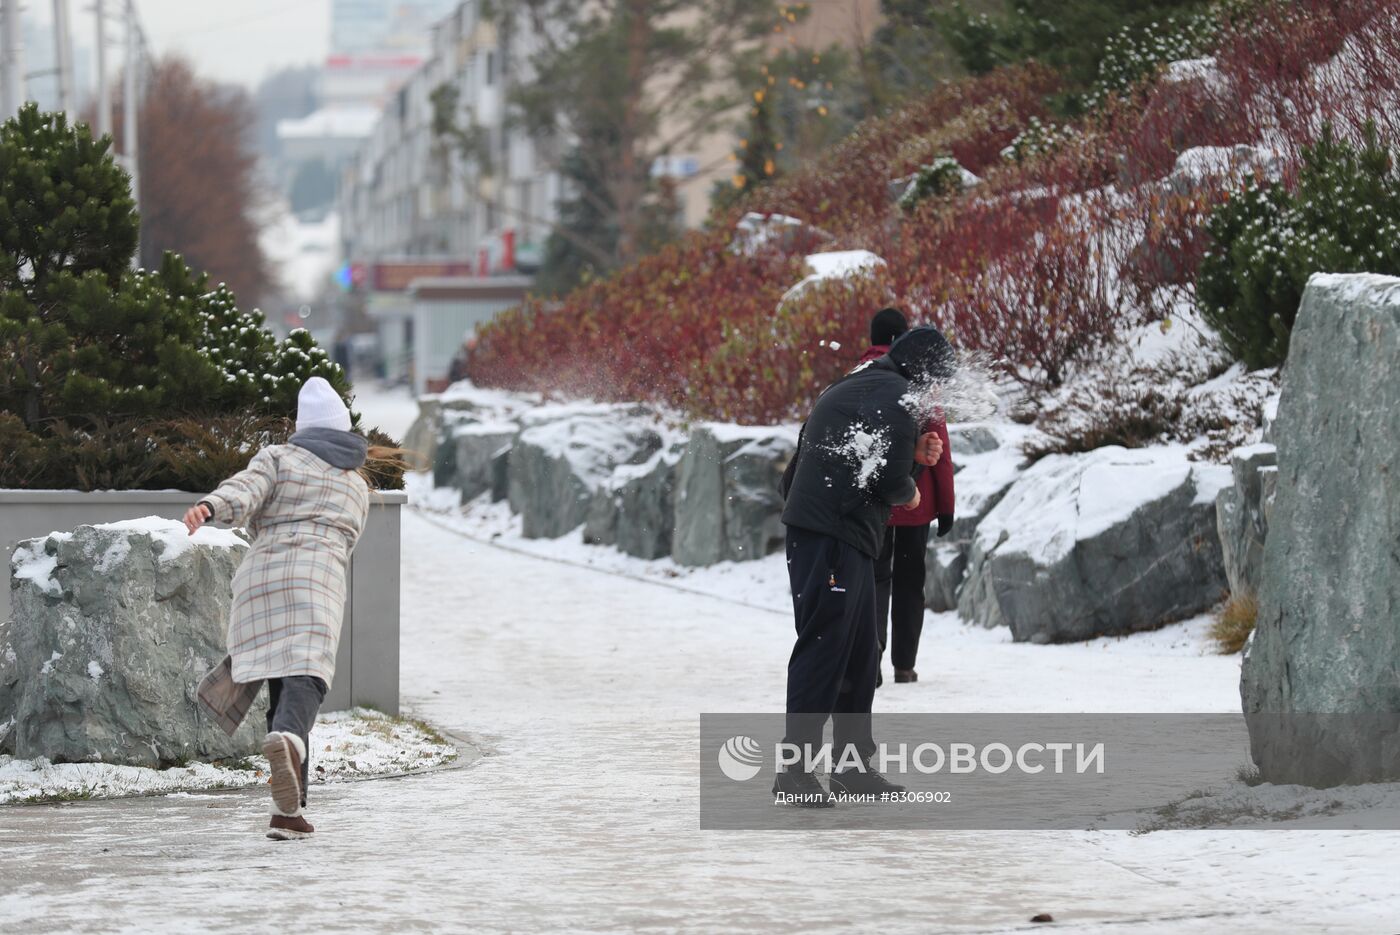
[350,380,421,439]
[0,708,458,805]
[3,486,1397,932]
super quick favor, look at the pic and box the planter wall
[0,488,403,714]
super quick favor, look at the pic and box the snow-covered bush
[1001,116,1081,164]
[1085,1,1245,109]
[1024,342,1277,464]
[1197,125,1400,369]
[897,157,975,212]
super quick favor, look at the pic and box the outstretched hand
[914,432,944,466]
[183,503,211,536]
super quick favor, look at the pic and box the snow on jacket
[201,443,370,688]
[781,354,922,559]
[858,344,955,528]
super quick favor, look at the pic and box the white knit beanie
[296,376,352,432]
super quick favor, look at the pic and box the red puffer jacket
[858,345,955,529]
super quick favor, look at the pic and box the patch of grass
[216,757,262,773]
[1210,592,1258,654]
[16,786,97,805]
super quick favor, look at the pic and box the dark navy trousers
[782,525,878,768]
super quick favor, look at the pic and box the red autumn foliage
[470,0,1400,424]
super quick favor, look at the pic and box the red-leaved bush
[470,0,1400,424]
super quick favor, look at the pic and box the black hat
[888,325,955,383]
[870,307,909,347]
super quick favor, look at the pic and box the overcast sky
[32,0,333,90]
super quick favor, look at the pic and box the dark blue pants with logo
[782,525,878,769]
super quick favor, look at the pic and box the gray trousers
[266,675,327,806]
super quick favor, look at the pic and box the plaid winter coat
[202,444,370,688]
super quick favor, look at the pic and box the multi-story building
[339,0,559,274]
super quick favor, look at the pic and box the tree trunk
[614,0,650,264]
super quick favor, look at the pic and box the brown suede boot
[262,731,305,817]
[894,669,918,683]
[267,814,315,841]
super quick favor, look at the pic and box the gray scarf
[290,427,369,470]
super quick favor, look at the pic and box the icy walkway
[1,512,1396,933]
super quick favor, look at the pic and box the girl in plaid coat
[184,377,377,841]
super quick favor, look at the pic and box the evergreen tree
[1197,124,1400,369]
[0,104,357,489]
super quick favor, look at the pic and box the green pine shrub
[1197,124,1400,369]
[0,104,391,491]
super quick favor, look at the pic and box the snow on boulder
[958,445,1230,643]
[610,443,686,560]
[508,405,665,539]
[673,424,798,567]
[1242,273,1400,786]
[731,212,827,256]
[1162,56,1228,92]
[779,250,885,307]
[446,421,519,503]
[1165,144,1283,195]
[925,423,1033,613]
[5,519,261,766]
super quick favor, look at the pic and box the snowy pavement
[2,510,1397,933]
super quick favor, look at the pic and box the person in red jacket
[858,307,955,686]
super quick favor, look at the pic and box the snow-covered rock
[448,422,519,503]
[508,407,665,539]
[1242,273,1400,786]
[779,250,885,307]
[731,212,826,256]
[0,619,16,754]
[1165,144,1284,195]
[672,425,797,567]
[924,424,1030,612]
[1215,442,1277,598]
[611,444,685,560]
[958,445,1230,643]
[5,520,261,766]
[1162,56,1227,92]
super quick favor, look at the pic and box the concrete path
[1,512,1393,933]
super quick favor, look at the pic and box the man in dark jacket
[774,325,951,806]
[858,309,956,687]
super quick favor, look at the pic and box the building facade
[338,0,561,274]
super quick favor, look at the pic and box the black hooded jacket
[780,326,954,558]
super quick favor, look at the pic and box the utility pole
[1,0,24,117]
[123,0,140,266]
[95,0,111,137]
[53,0,75,113]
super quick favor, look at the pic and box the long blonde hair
[358,445,419,487]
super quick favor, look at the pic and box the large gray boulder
[672,426,797,566]
[508,407,664,539]
[6,519,264,766]
[612,445,683,560]
[924,424,1028,612]
[402,395,444,462]
[1215,442,1277,598]
[449,422,518,502]
[958,445,1230,642]
[1241,273,1400,786]
[0,618,16,754]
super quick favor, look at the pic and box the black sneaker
[828,768,906,797]
[771,771,835,808]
